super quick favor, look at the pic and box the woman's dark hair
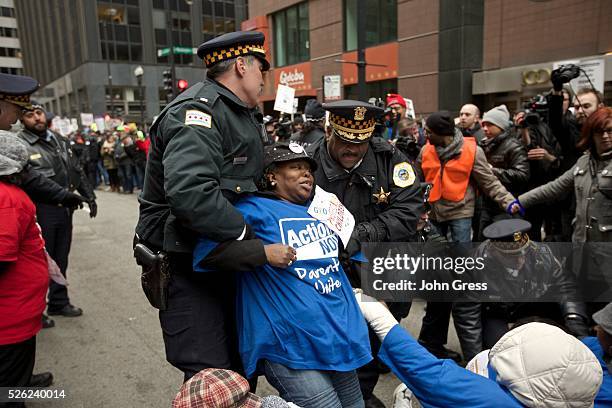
[576,106,612,153]
[257,164,277,191]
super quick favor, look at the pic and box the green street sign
[157,47,196,57]
[173,46,196,55]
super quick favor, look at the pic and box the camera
[522,94,548,127]
[550,64,580,90]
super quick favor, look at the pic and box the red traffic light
[177,79,188,91]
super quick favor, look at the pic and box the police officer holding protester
[135,31,270,382]
[308,100,422,407]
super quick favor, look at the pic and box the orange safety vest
[421,137,476,202]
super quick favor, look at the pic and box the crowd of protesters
[68,124,150,195]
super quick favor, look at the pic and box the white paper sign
[404,98,415,119]
[274,84,296,114]
[553,58,605,96]
[307,186,355,248]
[94,117,106,132]
[80,113,94,126]
[323,75,342,101]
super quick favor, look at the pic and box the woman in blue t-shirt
[194,142,371,408]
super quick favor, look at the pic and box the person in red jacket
[0,134,52,392]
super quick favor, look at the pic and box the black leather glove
[62,191,86,209]
[88,200,98,218]
[564,315,589,338]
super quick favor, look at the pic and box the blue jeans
[263,360,364,408]
[118,163,134,193]
[432,217,472,242]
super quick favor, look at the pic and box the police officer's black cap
[0,73,39,109]
[483,219,532,241]
[197,31,269,71]
[323,100,384,144]
[264,142,317,171]
[304,99,325,120]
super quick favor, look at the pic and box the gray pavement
[33,190,460,408]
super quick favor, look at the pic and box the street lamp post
[103,7,117,116]
[134,65,145,128]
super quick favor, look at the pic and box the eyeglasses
[596,129,612,137]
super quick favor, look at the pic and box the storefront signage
[274,62,313,92]
[521,68,551,86]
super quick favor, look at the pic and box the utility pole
[103,8,117,115]
[165,0,176,98]
[356,0,366,102]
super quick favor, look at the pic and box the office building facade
[0,0,23,76]
[244,0,611,116]
[15,0,247,124]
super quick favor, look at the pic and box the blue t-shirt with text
[195,195,371,378]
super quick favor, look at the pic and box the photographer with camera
[548,65,604,171]
[548,66,604,241]
[514,98,562,241]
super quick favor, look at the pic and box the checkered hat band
[0,93,32,108]
[329,113,375,132]
[204,44,266,66]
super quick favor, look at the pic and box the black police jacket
[307,137,422,243]
[19,129,95,201]
[290,126,325,148]
[136,79,267,253]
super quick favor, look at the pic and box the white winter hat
[482,104,511,131]
[489,322,602,408]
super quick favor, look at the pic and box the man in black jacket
[19,102,96,318]
[477,104,529,239]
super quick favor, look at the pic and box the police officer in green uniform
[135,31,270,382]
[307,100,422,408]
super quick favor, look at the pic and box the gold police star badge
[373,187,390,204]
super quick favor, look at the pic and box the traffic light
[162,69,173,102]
[177,79,188,94]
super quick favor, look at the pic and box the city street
[32,190,460,407]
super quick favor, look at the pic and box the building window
[0,47,19,57]
[273,2,309,67]
[153,0,193,65]
[202,0,236,42]
[0,27,18,38]
[0,7,15,18]
[97,1,142,62]
[0,67,22,75]
[344,0,396,51]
